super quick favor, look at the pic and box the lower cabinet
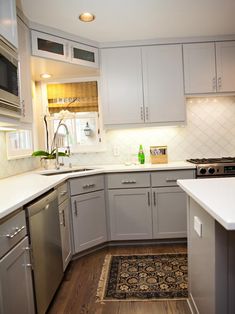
[108,188,152,240]
[0,237,35,314]
[152,186,187,238]
[59,198,72,271]
[71,190,107,253]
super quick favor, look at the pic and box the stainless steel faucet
[51,122,70,170]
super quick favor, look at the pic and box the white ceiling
[19,0,235,43]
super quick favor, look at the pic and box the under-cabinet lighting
[78,12,95,22]
[0,126,17,131]
[40,73,52,79]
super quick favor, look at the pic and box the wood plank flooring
[47,244,191,314]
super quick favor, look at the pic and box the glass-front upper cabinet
[31,30,70,62]
[71,42,99,68]
[31,30,99,67]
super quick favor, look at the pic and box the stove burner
[187,157,235,164]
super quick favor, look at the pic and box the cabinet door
[17,17,33,123]
[216,41,235,92]
[71,190,107,253]
[0,0,18,48]
[59,198,72,271]
[31,30,70,62]
[71,42,99,68]
[101,47,144,125]
[183,43,216,94]
[108,188,152,240]
[142,45,185,123]
[152,186,187,239]
[0,237,35,314]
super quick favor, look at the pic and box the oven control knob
[208,167,215,174]
[199,168,207,175]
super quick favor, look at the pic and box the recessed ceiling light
[79,12,95,22]
[40,73,52,79]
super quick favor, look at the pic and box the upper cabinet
[101,44,185,126]
[17,17,33,123]
[31,30,99,68]
[142,44,185,124]
[183,41,235,94]
[216,41,235,92]
[101,47,144,125]
[0,0,18,48]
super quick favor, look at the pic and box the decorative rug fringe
[96,254,112,304]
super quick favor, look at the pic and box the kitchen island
[178,178,235,314]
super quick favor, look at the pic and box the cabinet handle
[62,210,65,227]
[83,183,95,189]
[166,178,177,183]
[60,191,67,196]
[218,77,222,90]
[74,200,78,216]
[140,107,144,121]
[147,192,150,206]
[145,107,149,121]
[121,180,137,184]
[5,225,25,239]
[212,77,216,91]
[153,191,156,206]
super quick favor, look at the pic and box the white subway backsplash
[1,96,235,178]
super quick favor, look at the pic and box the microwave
[0,37,21,118]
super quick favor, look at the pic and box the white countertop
[178,177,235,230]
[0,161,195,220]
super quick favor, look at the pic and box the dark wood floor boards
[47,244,190,314]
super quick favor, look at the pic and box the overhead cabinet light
[40,73,52,79]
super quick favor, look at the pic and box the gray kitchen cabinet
[152,187,187,238]
[0,0,18,48]
[101,45,186,126]
[183,41,235,94]
[17,16,33,123]
[108,188,152,240]
[58,182,72,271]
[0,236,35,314]
[71,190,107,253]
[101,47,143,125]
[142,44,185,124]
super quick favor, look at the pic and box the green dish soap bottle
[138,145,145,164]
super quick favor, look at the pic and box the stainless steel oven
[0,37,20,118]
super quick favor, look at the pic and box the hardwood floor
[47,244,191,314]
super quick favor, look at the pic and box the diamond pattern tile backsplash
[1,96,235,178]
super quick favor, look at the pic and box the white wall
[1,96,235,178]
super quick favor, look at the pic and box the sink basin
[40,168,94,176]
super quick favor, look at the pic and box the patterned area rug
[96,253,188,302]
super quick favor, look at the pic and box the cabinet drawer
[151,170,195,187]
[0,211,27,258]
[57,182,68,204]
[107,172,150,189]
[69,175,104,196]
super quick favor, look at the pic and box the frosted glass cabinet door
[101,47,144,125]
[216,41,235,92]
[0,0,18,48]
[108,188,152,240]
[142,44,185,123]
[183,43,216,94]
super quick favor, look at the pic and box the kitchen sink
[40,168,94,176]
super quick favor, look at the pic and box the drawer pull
[153,191,156,206]
[83,183,95,189]
[121,180,137,184]
[60,191,67,196]
[6,225,25,239]
[166,178,177,183]
[74,200,78,216]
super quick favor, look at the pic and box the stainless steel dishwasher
[26,189,63,314]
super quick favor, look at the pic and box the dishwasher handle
[26,190,58,217]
